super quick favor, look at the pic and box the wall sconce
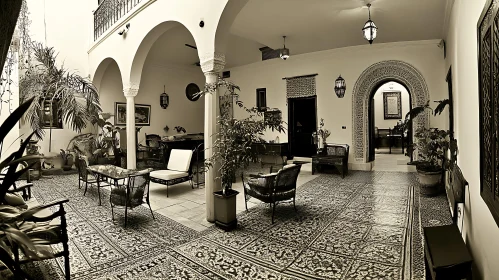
[334,75,346,98]
[160,85,169,109]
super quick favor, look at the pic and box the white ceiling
[146,0,448,69]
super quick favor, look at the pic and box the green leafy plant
[317,118,331,143]
[0,98,62,276]
[404,99,458,171]
[20,43,102,148]
[92,113,122,159]
[200,78,286,194]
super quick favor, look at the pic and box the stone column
[200,53,225,222]
[123,85,139,169]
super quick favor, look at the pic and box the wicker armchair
[242,164,301,223]
[110,169,154,227]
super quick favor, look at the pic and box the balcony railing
[94,0,142,41]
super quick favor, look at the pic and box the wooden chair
[76,156,110,205]
[150,149,195,197]
[242,164,302,223]
[144,133,164,163]
[0,177,70,279]
[110,169,154,227]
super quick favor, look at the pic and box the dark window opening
[41,99,63,129]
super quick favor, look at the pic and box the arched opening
[92,58,124,165]
[352,60,430,164]
[367,80,413,170]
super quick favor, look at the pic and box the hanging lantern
[334,75,346,98]
[280,36,290,60]
[160,85,169,109]
[362,3,378,44]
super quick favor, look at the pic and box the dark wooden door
[369,100,375,162]
[288,97,317,157]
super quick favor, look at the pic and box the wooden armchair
[312,144,349,178]
[242,164,302,223]
[0,180,70,279]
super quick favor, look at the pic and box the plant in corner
[404,99,457,196]
[198,78,285,231]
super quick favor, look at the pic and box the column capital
[200,52,225,74]
[123,82,139,97]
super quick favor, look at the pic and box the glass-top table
[87,165,151,205]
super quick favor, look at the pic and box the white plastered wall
[445,0,499,278]
[226,40,448,165]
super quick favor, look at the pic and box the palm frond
[433,99,450,116]
[19,43,101,138]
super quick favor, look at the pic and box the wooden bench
[312,144,349,178]
[423,165,473,280]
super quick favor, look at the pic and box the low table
[312,155,346,178]
[87,165,144,205]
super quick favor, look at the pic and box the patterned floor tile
[202,227,259,250]
[356,243,404,266]
[312,232,365,256]
[176,240,302,280]
[345,259,402,280]
[365,225,406,246]
[241,236,302,268]
[288,249,353,279]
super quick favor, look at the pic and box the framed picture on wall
[115,102,151,126]
[383,91,402,119]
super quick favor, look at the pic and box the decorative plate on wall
[186,83,201,101]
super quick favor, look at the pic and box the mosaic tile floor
[12,170,453,279]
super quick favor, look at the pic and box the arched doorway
[352,60,430,164]
[367,81,412,164]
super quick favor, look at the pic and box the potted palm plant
[199,78,285,231]
[404,99,457,196]
[59,149,74,171]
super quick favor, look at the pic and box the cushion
[167,149,193,172]
[4,193,28,209]
[150,170,189,181]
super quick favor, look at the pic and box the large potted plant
[411,127,450,195]
[404,99,457,196]
[200,78,285,231]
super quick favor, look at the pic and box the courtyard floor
[10,162,452,279]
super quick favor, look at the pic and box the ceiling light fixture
[280,36,290,60]
[362,4,377,44]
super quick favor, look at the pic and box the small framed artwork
[256,88,267,112]
[115,102,151,126]
[383,91,402,119]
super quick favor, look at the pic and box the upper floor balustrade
[94,0,143,41]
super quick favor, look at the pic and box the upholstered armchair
[242,164,302,223]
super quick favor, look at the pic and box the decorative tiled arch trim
[352,60,430,161]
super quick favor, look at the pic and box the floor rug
[18,170,438,280]
[24,175,200,280]
[170,171,419,280]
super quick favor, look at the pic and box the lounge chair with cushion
[150,149,195,197]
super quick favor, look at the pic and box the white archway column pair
[123,84,139,170]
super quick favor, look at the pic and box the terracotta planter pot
[213,189,239,231]
[416,167,443,196]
